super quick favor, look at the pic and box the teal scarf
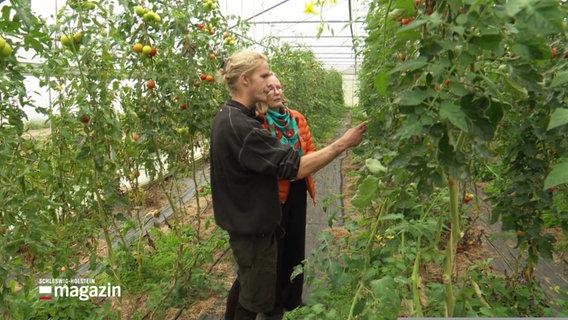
[266,105,303,156]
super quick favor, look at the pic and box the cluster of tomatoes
[134,5,162,25]
[133,43,157,58]
[550,47,568,59]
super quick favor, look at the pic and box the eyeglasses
[267,86,283,93]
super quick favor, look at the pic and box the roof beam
[251,20,362,24]
[291,45,354,48]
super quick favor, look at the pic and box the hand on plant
[340,121,367,148]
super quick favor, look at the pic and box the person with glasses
[255,74,316,319]
[210,49,367,320]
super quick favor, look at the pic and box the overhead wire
[348,0,357,75]
[245,0,290,22]
[224,0,362,74]
[227,0,290,29]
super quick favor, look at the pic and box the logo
[38,286,52,300]
[37,278,121,301]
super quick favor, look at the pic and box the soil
[106,182,232,320]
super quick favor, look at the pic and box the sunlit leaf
[547,108,568,130]
[544,159,568,190]
[398,88,428,106]
[440,102,468,132]
[365,158,387,175]
[374,70,389,96]
[351,176,379,209]
[388,57,428,74]
[551,71,568,88]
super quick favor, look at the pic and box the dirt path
[474,199,568,300]
[303,115,352,299]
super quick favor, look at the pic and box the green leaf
[351,176,379,209]
[511,43,546,60]
[471,34,502,51]
[440,102,468,132]
[398,88,428,106]
[436,133,468,178]
[379,213,404,221]
[508,0,564,36]
[447,81,469,97]
[506,0,527,16]
[394,0,415,11]
[374,70,389,96]
[395,28,421,42]
[503,76,528,98]
[485,101,504,127]
[455,14,467,26]
[395,113,434,139]
[365,158,387,175]
[370,276,401,318]
[551,71,568,88]
[544,159,568,190]
[547,108,568,130]
[388,57,428,74]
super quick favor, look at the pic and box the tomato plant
[293,0,568,318]
[362,0,567,315]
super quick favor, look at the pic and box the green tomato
[142,45,152,55]
[72,31,82,44]
[0,43,12,58]
[135,5,145,16]
[84,2,95,10]
[61,34,73,46]
[175,127,189,135]
[0,36,6,49]
[387,9,404,20]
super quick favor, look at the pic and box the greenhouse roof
[219,0,368,75]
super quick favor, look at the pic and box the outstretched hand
[295,121,367,179]
[341,121,367,148]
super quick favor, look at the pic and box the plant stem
[443,177,460,317]
[348,200,388,320]
[347,281,364,320]
[382,0,395,48]
[443,131,466,316]
[189,134,202,242]
[412,236,423,317]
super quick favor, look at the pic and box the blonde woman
[210,49,366,320]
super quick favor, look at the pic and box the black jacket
[210,100,300,235]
